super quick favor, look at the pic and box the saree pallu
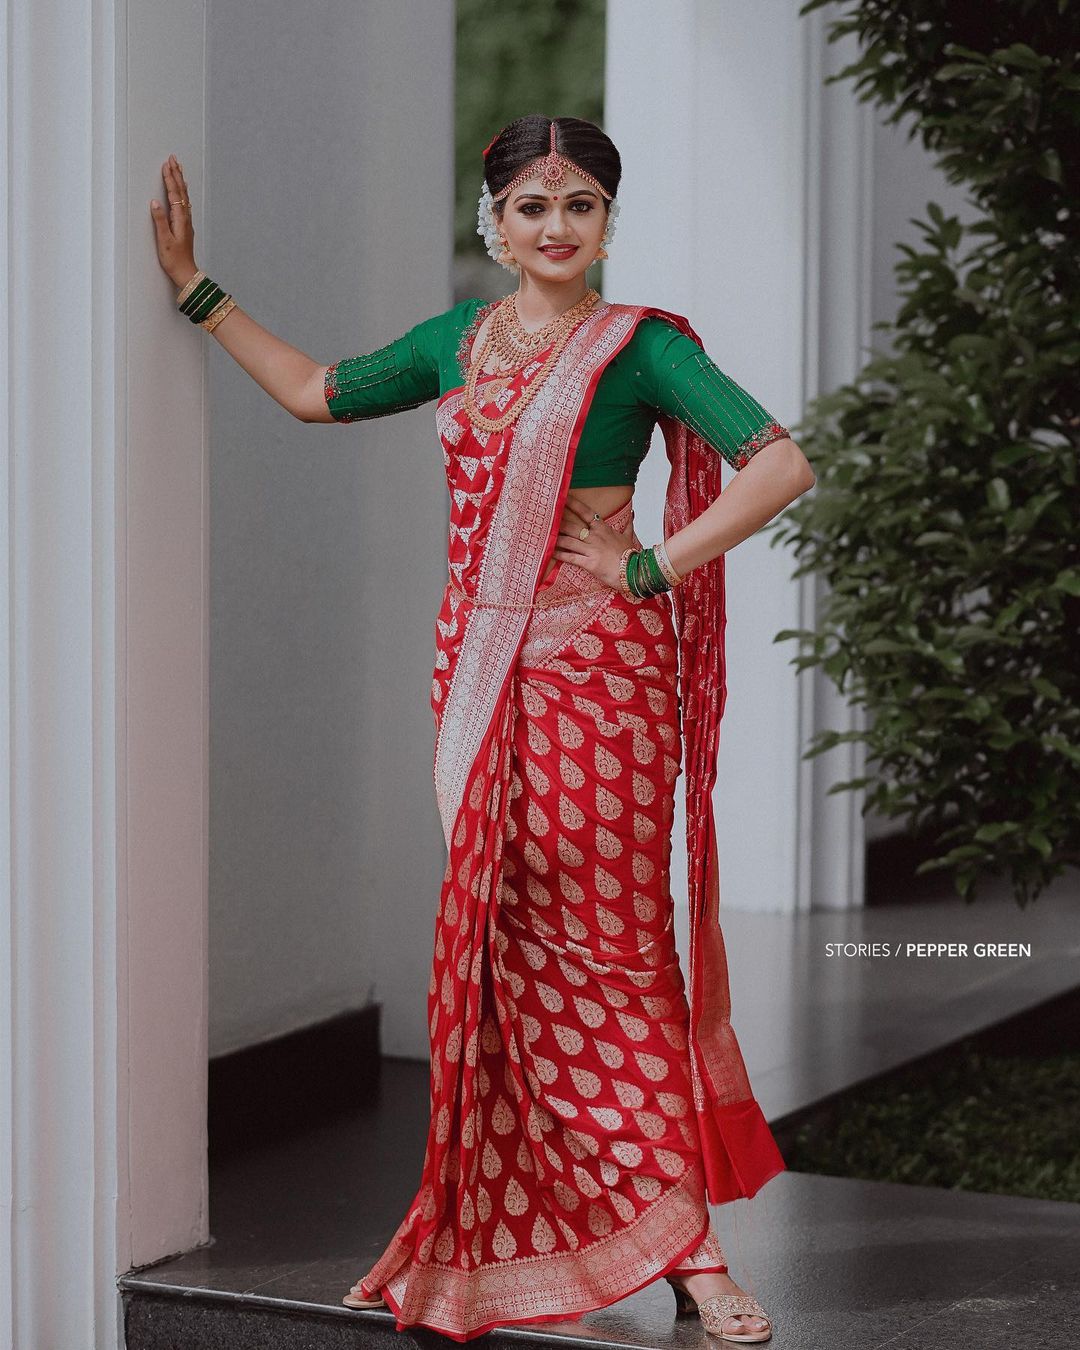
[356,302,785,1341]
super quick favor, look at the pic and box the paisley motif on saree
[356,303,785,1340]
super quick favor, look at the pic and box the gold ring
[578,526,591,540]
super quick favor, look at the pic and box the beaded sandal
[666,1273,772,1343]
[342,1281,386,1310]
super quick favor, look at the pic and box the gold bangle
[617,547,644,604]
[175,269,206,306]
[200,295,236,333]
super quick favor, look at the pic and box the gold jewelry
[200,295,236,333]
[617,547,643,604]
[578,525,590,540]
[489,291,590,367]
[175,269,207,305]
[462,289,600,434]
[492,121,613,205]
[496,237,516,267]
[654,539,685,587]
[594,246,609,261]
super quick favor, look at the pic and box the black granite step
[119,1278,714,1349]
[119,1057,1080,1349]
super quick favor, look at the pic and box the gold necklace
[496,292,588,360]
[463,290,600,434]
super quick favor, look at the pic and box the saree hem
[366,1161,718,1342]
[698,1097,789,1205]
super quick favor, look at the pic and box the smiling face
[495,166,608,285]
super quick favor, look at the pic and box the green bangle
[187,284,228,323]
[643,546,670,595]
[628,549,654,599]
[626,550,643,598]
[178,276,217,316]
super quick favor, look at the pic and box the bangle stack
[617,539,685,603]
[176,269,236,333]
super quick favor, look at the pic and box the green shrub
[788,1040,1080,1203]
[775,2,1080,905]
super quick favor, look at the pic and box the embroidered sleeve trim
[730,420,790,469]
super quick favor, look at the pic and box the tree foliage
[775,1,1080,905]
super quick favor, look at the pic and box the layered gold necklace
[463,288,600,434]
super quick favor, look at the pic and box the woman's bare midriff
[466,319,636,586]
[543,484,635,585]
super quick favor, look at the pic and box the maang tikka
[491,121,613,205]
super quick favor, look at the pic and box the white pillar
[2,3,209,1349]
[605,0,873,914]
[4,1,459,1338]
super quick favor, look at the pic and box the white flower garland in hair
[477,181,621,272]
[602,198,621,247]
[476,183,509,267]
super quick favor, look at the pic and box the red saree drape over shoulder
[355,301,785,1341]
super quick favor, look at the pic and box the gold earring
[497,236,515,265]
[595,246,609,261]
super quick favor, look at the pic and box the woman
[151,115,814,1344]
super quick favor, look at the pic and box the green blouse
[323,298,789,487]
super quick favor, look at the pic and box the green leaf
[1052,570,1080,596]
[995,43,1046,72]
[1028,829,1053,859]
[986,478,1011,511]
[1037,149,1063,184]
[975,822,1018,842]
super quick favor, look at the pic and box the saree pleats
[360,507,727,1339]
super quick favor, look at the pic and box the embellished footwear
[666,1273,772,1343]
[342,1280,386,1310]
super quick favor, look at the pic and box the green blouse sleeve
[630,318,790,469]
[323,301,476,423]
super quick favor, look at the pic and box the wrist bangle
[654,539,684,587]
[640,547,668,596]
[176,272,235,331]
[201,295,236,333]
[617,547,644,604]
[175,269,206,306]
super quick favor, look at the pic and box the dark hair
[484,115,621,214]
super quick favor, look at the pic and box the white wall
[206,1,454,1060]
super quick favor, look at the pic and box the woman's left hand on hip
[552,495,638,591]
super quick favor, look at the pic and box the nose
[543,205,575,239]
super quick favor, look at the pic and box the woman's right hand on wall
[150,155,199,290]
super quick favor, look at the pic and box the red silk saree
[355,301,785,1340]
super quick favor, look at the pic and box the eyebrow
[512,188,600,204]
